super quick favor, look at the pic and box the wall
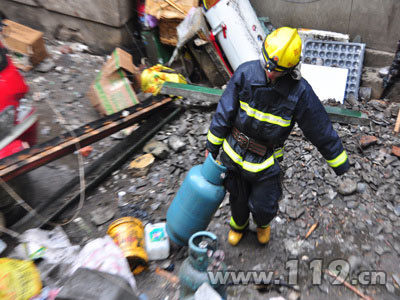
[1,0,134,53]
[3,0,132,27]
[250,0,400,53]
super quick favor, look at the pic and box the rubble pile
[72,93,400,299]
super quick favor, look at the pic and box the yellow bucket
[107,217,148,274]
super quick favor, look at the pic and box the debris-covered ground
[4,39,400,300]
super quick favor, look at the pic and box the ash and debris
[15,40,400,299]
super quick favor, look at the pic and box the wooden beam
[394,107,400,133]
[161,82,370,126]
[0,97,173,181]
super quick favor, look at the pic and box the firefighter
[206,27,350,246]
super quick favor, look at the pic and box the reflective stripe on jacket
[206,60,350,177]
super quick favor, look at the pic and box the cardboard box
[2,19,48,71]
[145,0,198,19]
[146,0,198,46]
[87,48,141,115]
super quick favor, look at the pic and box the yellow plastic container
[107,217,148,274]
[0,258,42,300]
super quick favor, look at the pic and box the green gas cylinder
[179,231,226,299]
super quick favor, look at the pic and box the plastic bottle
[118,191,128,207]
[144,222,170,260]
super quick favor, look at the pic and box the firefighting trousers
[225,171,282,231]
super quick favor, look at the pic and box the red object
[359,135,377,149]
[392,145,400,157]
[0,140,25,160]
[0,40,38,161]
[0,55,29,110]
[221,24,227,39]
[79,145,93,157]
[209,31,233,76]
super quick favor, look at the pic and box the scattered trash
[57,268,139,300]
[166,154,226,246]
[155,267,179,285]
[13,227,80,264]
[163,262,175,272]
[141,64,187,95]
[0,258,42,300]
[118,190,129,208]
[87,48,141,115]
[70,235,138,293]
[2,19,48,71]
[107,217,148,274]
[78,145,93,157]
[144,222,170,260]
[305,222,318,239]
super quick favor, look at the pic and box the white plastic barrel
[204,0,266,70]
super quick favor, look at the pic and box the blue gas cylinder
[166,154,227,246]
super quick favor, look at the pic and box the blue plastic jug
[166,154,227,246]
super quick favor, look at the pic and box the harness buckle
[238,132,250,149]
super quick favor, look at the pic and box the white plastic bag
[70,235,138,295]
[13,227,80,265]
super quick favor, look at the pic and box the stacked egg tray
[302,40,366,100]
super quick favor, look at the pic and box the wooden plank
[0,97,173,181]
[161,82,370,125]
[394,107,400,133]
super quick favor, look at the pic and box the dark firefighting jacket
[206,60,350,180]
